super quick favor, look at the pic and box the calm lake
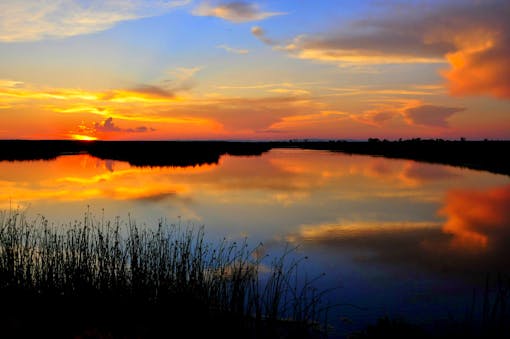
[2,148,509,337]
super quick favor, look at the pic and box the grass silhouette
[0,210,329,338]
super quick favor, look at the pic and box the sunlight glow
[69,134,98,141]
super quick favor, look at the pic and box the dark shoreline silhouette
[87,140,272,167]
[278,139,510,177]
[0,140,272,167]
[0,139,509,175]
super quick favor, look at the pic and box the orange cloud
[443,36,510,99]
[267,110,348,130]
[352,108,398,127]
[258,1,510,100]
[1,79,328,139]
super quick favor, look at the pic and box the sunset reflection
[440,185,510,251]
[0,149,494,213]
[0,154,215,207]
[285,177,510,276]
[1,149,508,264]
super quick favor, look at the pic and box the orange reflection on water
[268,149,459,202]
[293,221,441,242]
[0,154,216,206]
[440,185,510,250]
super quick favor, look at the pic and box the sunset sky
[1,0,509,141]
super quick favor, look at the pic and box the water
[1,148,509,337]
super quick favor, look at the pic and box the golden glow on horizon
[70,134,98,141]
[1,75,509,140]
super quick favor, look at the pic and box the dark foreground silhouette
[1,213,509,339]
[4,293,324,339]
[0,212,327,339]
[0,139,509,175]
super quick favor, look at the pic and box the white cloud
[217,44,249,54]
[0,0,190,42]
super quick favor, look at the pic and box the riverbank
[1,139,508,176]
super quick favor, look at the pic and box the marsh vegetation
[0,211,329,338]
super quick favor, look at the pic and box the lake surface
[1,148,509,337]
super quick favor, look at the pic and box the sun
[69,134,98,141]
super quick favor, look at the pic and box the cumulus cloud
[0,0,190,42]
[94,117,154,133]
[442,38,510,98]
[260,0,510,99]
[192,1,284,23]
[403,105,464,128]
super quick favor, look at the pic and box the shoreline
[1,139,509,176]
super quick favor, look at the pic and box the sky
[0,0,509,141]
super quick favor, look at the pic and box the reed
[0,210,329,338]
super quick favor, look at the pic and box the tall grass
[461,273,510,338]
[0,210,329,338]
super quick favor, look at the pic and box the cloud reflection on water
[290,184,510,278]
[0,149,508,280]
